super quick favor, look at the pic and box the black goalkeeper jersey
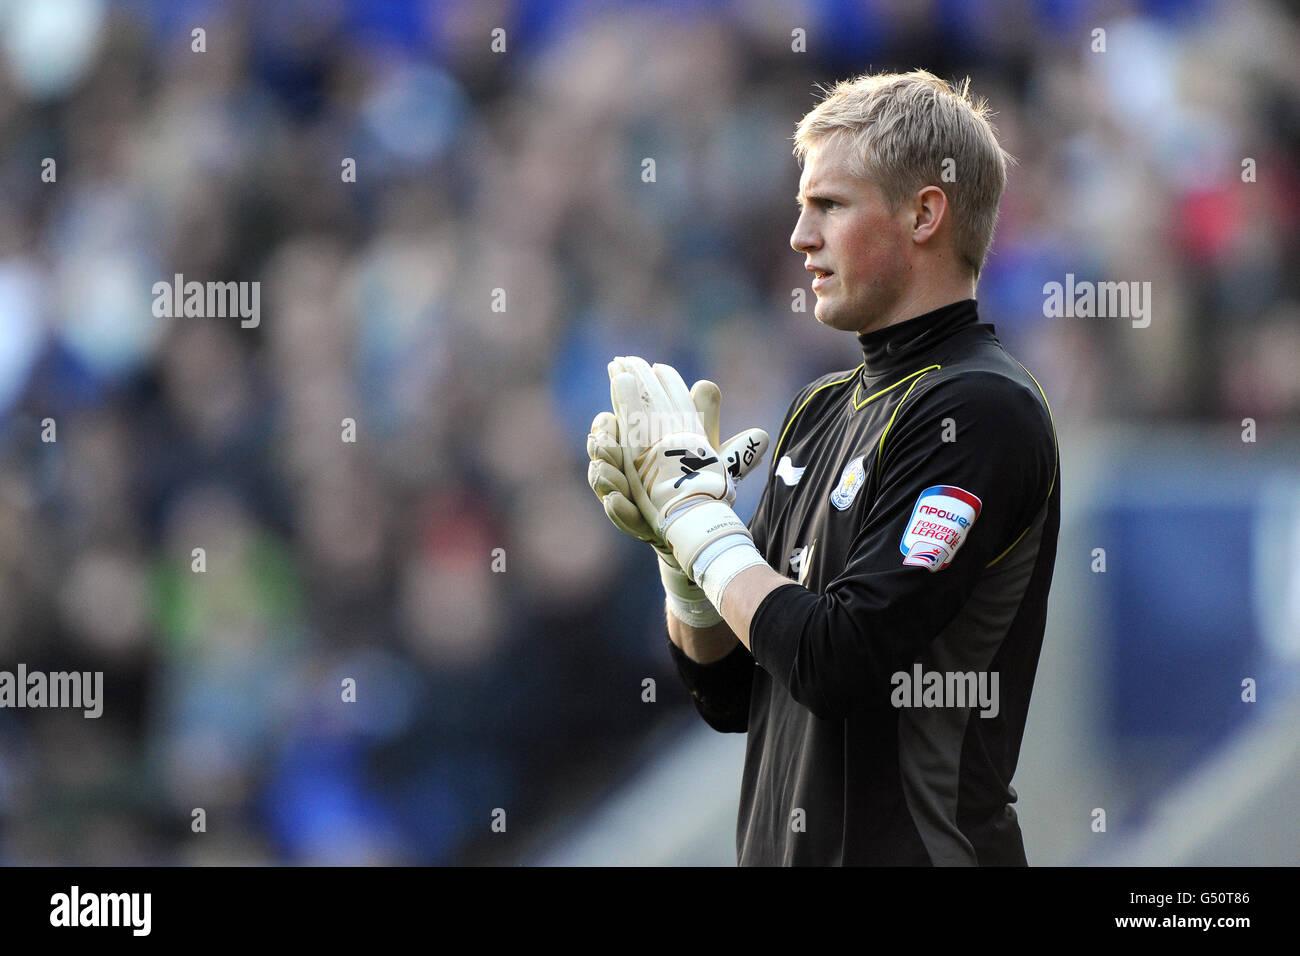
[668,299,1060,866]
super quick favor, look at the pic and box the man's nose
[790,211,820,254]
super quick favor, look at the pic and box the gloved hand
[607,357,764,578]
[588,368,768,626]
[588,379,767,562]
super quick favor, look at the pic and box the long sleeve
[747,370,1057,721]
[661,378,818,733]
[666,638,755,732]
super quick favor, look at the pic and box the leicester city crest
[830,454,867,511]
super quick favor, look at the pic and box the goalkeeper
[587,71,1059,866]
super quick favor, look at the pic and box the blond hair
[793,70,1013,277]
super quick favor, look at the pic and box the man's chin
[814,304,864,334]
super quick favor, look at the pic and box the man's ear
[911,185,949,246]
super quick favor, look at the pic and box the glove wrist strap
[659,556,722,628]
[662,499,751,574]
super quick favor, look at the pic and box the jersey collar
[857,298,980,387]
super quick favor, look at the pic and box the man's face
[790,136,912,335]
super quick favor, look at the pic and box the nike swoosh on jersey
[775,455,806,486]
[885,329,931,355]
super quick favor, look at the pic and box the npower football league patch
[899,485,982,571]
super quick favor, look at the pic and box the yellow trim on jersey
[985,517,1035,568]
[985,362,1060,568]
[871,366,942,485]
[1018,362,1059,500]
[772,365,863,462]
[852,364,941,410]
[773,364,947,464]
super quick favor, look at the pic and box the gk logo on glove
[726,436,761,479]
[899,485,982,571]
[666,447,719,487]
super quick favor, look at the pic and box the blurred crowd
[0,0,1296,864]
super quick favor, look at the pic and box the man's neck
[857,278,977,336]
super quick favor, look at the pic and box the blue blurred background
[0,0,1296,864]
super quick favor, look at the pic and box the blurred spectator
[0,0,1296,863]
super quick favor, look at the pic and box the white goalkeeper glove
[607,356,770,610]
[588,375,767,626]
